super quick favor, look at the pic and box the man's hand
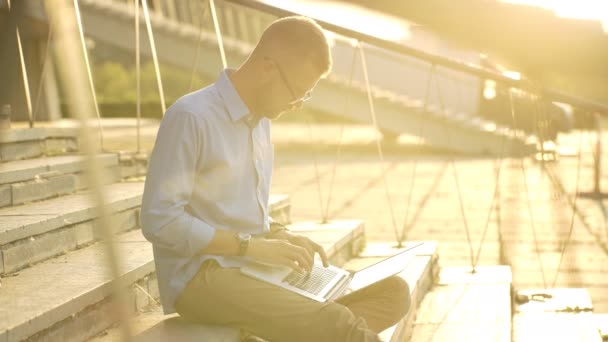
[247,238,313,273]
[265,230,329,268]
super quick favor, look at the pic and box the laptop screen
[348,242,424,291]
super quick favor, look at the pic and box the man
[141,16,410,342]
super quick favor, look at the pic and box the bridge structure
[1,0,608,341]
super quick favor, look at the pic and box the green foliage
[92,61,210,104]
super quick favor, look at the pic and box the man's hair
[253,16,332,77]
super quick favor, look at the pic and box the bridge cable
[6,0,34,128]
[73,0,105,150]
[433,67,476,270]
[398,63,438,245]
[189,0,210,92]
[140,0,167,114]
[511,89,548,289]
[357,42,401,242]
[321,44,359,222]
[32,20,54,123]
[209,0,228,69]
[134,0,141,153]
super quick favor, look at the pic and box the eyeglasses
[271,58,313,105]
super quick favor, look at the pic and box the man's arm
[139,110,313,270]
[140,110,216,258]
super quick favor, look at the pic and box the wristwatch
[236,232,252,256]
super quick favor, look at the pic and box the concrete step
[87,220,366,342]
[0,182,144,275]
[0,127,79,162]
[0,183,290,276]
[342,241,439,342]
[0,228,156,342]
[409,265,512,342]
[512,288,602,342]
[0,154,121,208]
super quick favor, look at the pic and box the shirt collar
[216,68,256,125]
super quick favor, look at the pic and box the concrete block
[73,221,95,247]
[120,165,138,179]
[134,280,151,312]
[147,274,160,300]
[0,128,45,144]
[2,226,78,274]
[0,229,151,341]
[44,138,78,155]
[410,266,512,342]
[0,182,144,246]
[513,288,600,341]
[0,141,42,162]
[93,208,139,239]
[74,166,121,190]
[11,174,76,205]
[133,316,239,342]
[0,185,11,207]
[25,297,126,342]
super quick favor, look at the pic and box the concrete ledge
[340,241,439,342]
[410,265,512,342]
[0,127,79,162]
[1,208,139,275]
[0,153,118,184]
[0,182,145,246]
[513,288,602,342]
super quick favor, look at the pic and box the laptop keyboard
[283,264,340,295]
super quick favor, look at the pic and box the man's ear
[258,57,278,84]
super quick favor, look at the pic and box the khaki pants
[175,260,411,342]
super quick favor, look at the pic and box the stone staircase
[0,127,288,341]
[0,126,435,341]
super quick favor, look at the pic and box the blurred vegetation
[92,61,211,112]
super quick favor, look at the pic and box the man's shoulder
[168,84,223,121]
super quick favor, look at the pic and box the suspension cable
[467,81,509,271]
[209,0,228,69]
[307,118,326,222]
[433,69,475,270]
[7,0,34,128]
[134,0,141,153]
[512,90,548,289]
[189,0,210,91]
[398,63,436,244]
[550,128,583,288]
[358,42,400,242]
[32,21,53,123]
[73,0,104,151]
[141,0,166,114]
[323,44,359,221]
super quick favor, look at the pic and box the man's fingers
[297,237,329,268]
[277,256,306,273]
[312,241,329,267]
[288,246,313,272]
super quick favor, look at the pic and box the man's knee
[314,303,380,342]
[386,276,411,318]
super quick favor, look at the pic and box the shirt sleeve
[140,110,215,257]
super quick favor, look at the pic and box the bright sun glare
[501,0,608,33]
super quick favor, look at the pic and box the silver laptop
[240,242,424,302]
